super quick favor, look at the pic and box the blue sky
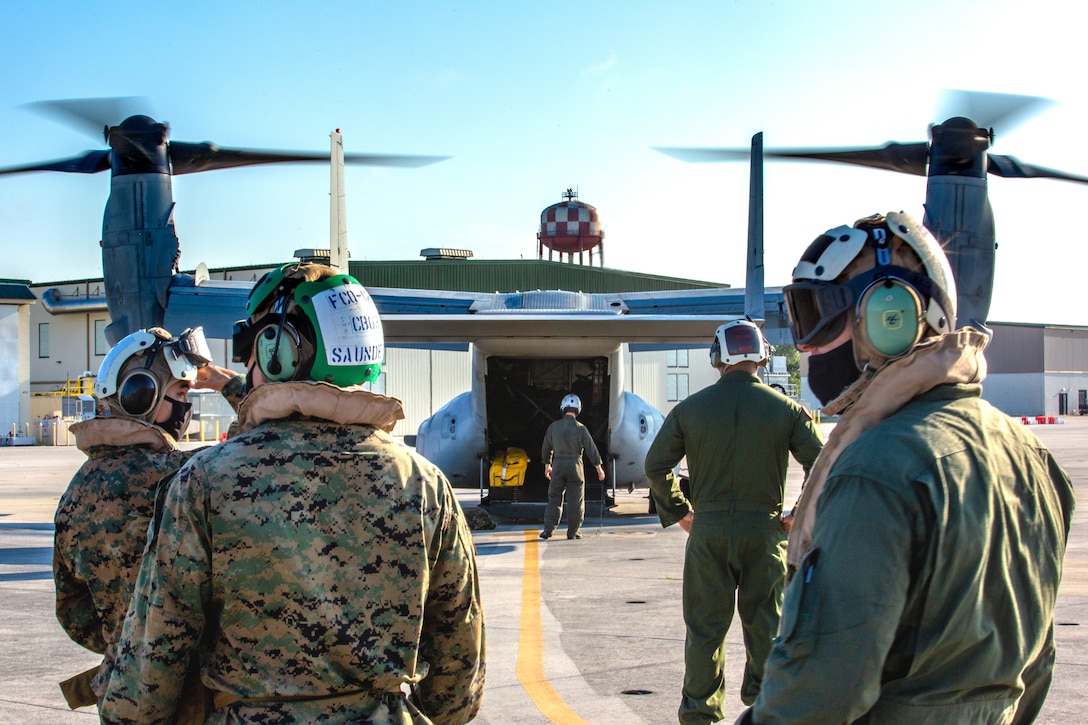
[2,0,1087,325]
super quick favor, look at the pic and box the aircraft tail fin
[744,132,765,322]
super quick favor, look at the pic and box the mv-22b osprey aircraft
[0,98,772,515]
[7,91,1086,513]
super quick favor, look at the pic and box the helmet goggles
[783,280,855,348]
[164,327,212,381]
[231,318,259,364]
[784,267,947,348]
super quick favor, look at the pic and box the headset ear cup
[255,322,303,382]
[859,280,923,357]
[117,369,160,418]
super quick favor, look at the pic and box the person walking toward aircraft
[53,326,243,716]
[540,393,606,540]
[99,262,485,725]
[736,212,1075,724]
[646,319,823,724]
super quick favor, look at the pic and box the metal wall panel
[629,347,717,417]
[985,324,1044,374]
[981,373,1045,416]
[0,307,22,430]
[629,349,666,408]
[1043,329,1088,373]
[385,348,471,438]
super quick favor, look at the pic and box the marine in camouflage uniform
[646,321,823,724]
[100,263,485,725]
[53,326,244,710]
[54,419,191,683]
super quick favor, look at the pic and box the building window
[94,319,109,356]
[38,323,49,358]
[667,349,689,368]
[667,373,689,402]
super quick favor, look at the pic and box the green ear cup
[862,280,922,357]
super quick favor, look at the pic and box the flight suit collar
[234,380,406,434]
[787,327,989,568]
[70,416,179,453]
[718,370,761,384]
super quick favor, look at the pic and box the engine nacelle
[414,392,486,488]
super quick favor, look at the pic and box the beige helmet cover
[841,212,957,370]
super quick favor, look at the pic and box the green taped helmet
[233,263,384,387]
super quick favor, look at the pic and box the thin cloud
[581,53,618,79]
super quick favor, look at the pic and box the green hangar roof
[346,259,730,294]
[0,279,37,304]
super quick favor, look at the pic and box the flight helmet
[710,319,769,368]
[783,211,957,370]
[232,263,384,386]
[95,326,212,423]
[560,394,582,415]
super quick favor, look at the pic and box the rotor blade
[655,142,930,176]
[342,153,450,168]
[25,97,149,139]
[168,142,449,175]
[0,149,112,176]
[988,154,1088,185]
[654,147,751,163]
[936,90,1055,138]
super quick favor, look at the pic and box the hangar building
[3,256,1087,442]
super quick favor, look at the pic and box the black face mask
[160,397,192,441]
[808,338,862,406]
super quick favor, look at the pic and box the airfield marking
[516,529,591,725]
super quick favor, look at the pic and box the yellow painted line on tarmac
[517,529,591,725]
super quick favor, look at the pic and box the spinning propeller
[655,90,1088,326]
[0,97,449,344]
[1,97,448,178]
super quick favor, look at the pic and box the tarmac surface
[1,418,1085,724]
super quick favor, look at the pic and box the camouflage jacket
[100,381,485,725]
[53,373,246,693]
[54,417,190,658]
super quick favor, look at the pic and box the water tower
[537,188,604,266]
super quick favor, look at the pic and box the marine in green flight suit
[541,393,605,540]
[646,321,823,725]
[737,212,1075,724]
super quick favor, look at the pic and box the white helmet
[710,320,769,368]
[560,394,582,414]
[95,326,212,421]
[784,211,956,368]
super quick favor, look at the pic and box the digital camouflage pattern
[100,381,485,725]
[218,373,248,412]
[53,417,191,687]
[54,374,247,701]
